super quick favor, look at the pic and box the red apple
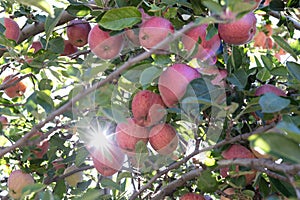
[26,41,43,63]
[116,118,149,155]
[255,84,286,97]
[88,25,124,60]
[139,16,174,50]
[182,24,221,63]
[180,192,206,200]
[67,19,91,47]
[8,170,35,199]
[2,75,27,98]
[61,40,78,56]
[0,116,8,129]
[30,131,49,159]
[149,123,178,155]
[2,17,20,42]
[132,90,166,127]
[218,12,257,45]
[89,142,125,176]
[158,63,201,107]
[220,144,256,184]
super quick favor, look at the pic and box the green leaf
[197,170,218,193]
[75,147,89,166]
[99,7,141,30]
[66,4,91,17]
[269,0,285,11]
[249,133,300,163]
[201,0,223,14]
[22,183,45,197]
[139,66,162,87]
[100,178,121,191]
[259,93,290,113]
[261,55,274,71]
[270,67,288,76]
[286,61,300,81]
[74,189,101,200]
[256,68,271,82]
[272,36,298,60]
[45,8,64,43]
[269,177,297,197]
[48,37,64,54]
[227,69,248,90]
[276,121,300,143]
[36,91,55,113]
[15,0,54,17]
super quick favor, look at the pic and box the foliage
[0,0,300,199]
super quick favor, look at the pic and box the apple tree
[0,0,300,199]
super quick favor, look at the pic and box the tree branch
[269,11,300,30]
[217,158,300,176]
[0,22,198,158]
[151,168,203,200]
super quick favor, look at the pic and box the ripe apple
[116,118,149,155]
[2,75,27,98]
[149,123,178,155]
[139,16,174,50]
[180,192,206,200]
[26,41,43,63]
[30,131,49,159]
[88,25,124,60]
[158,63,201,107]
[61,40,78,56]
[220,144,256,184]
[67,19,91,47]
[64,165,83,187]
[131,90,166,127]
[0,116,8,129]
[1,17,20,42]
[8,170,35,199]
[182,24,221,63]
[255,84,286,97]
[218,12,257,45]
[89,142,125,176]
[220,188,235,200]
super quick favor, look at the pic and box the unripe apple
[182,24,221,63]
[64,165,83,187]
[220,144,256,184]
[2,75,27,98]
[158,63,201,107]
[67,19,91,47]
[139,16,174,50]
[61,40,78,56]
[8,170,35,199]
[149,123,178,155]
[220,188,235,200]
[131,90,166,127]
[0,116,8,129]
[180,192,206,200]
[30,131,49,159]
[218,12,257,45]
[116,118,149,155]
[1,17,20,42]
[89,143,125,176]
[255,84,286,97]
[88,25,124,60]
